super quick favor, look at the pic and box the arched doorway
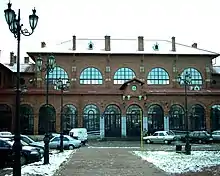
[62,104,77,134]
[83,104,100,132]
[211,105,220,131]
[0,104,12,131]
[169,104,185,131]
[104,104,121,137]
[38,104,56,134]
[189,104,206,131]
[20,104,34,134]
[147,104,164,134]
[126,104,143,137]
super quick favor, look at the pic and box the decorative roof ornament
[152,43,159,51]
[88,41,94,50]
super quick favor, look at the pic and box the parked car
[0,134,44,155]
[49,135,81,149]
[212,130,220,142]
[187,131,213,144]
[0,131,12,137]
[169,130,188,141]
[69,128,88,145]
[143,131,177,144]
[0,138,42,168]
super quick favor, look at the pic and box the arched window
[147,104,164,133]
[80,67,103,84]
[38,104,56,134]
[189,104,206,130]
[126,104,143,137]
[45,66,69,89]
[114,67,136,84]
[104,104,121,137]
[211,105,220,131]
[147,67,169,85]
[180,68,203,85]
[20,104,34,135]
[169,104,185,130]
[62,104,77,134]
[83,104,100,131]
[0,104,12,131]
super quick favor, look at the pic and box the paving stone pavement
[55,147,169,176]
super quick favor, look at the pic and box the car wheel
[146,139,151,144]
[68,145,75,150]
[164,140,169,144]
[20,156,27,166]
[198,139,202,144]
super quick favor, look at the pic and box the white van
[69,128,88,145]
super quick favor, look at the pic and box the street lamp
[177,71,192,155]
[36,55,56,164]
[4,2,38,176]
[56,78,71,152]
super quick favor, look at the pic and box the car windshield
[7,140,29,146]
[166,131,174,135]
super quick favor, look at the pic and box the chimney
[24,57,29,64]
[138,36,144,51]
[105,35,111,51]
[41,42,46,48]
[171,36,176,51]
[72,35,76,50]
[192,43,197,48]
[10,52,14,66]
[14,55,17,63]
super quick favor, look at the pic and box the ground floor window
[189,104,205,131]
[169,104,185,131]
[0,104,12,131]
[211,105,220,131]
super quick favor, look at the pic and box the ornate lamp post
[177,71,192,155]
[36,55,56,164]
[4,2,38,176]
[56,78,70,152]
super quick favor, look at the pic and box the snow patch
[5,150,76,176]
[133,151,220,174]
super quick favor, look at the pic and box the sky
[0,0,220,64]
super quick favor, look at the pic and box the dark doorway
[20,104,34,134]
[104,104,121,137]
[169,104,185,130]
[38,104,56,134]
[126,104,143,137]
[147,104,164,134]
[0,104,12,131]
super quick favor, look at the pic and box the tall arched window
[20,104,34,135]
[189,104,206,130]
[180,68,203,85]
[45,66,69,89]
[113,67,136,84]
[147,67,169,85]
[211,105,220,131]
[80,67,103,84]
[83,104,100,131]
[62,104,77,134]
[169,104,185,130]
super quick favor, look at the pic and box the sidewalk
[55,147,168,176]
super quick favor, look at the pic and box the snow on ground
[133,151,220,174]
[4,150,76,176]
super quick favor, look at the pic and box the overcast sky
[0,0,220,64]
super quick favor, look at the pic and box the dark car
[0,138,42,168]
[185,131,213,144]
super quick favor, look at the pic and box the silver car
[49,135,82,150]
[212,130,220,142]
[143,131,176,144]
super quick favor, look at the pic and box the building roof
[120,78,145,90]
[2,63,35,73]
[27,37,220,56]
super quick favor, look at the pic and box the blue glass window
[180,68,203,85]
[45,66,69,89]
[80,67,103,84]
[114,67,136,84]
[147,67,169,85]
